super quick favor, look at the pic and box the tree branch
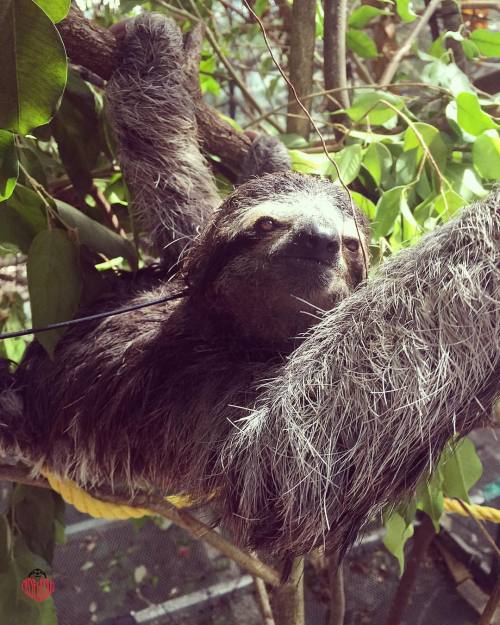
[56,5,251,177]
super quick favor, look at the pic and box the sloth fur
[0,14,498,559]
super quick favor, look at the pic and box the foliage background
[0,1,499,622]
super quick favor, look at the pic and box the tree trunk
[323,0,350,112]
[287,0,316,138]
[272,557,305,625]
[328,553,346,625]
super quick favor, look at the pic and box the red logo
[21,569,55,602]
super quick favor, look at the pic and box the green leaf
[434,189,466,220]
[445,162,487,200]
[11,485,61,563]
[351,191,376,220]
[56,200,136,266]
[33,0,70,23]
[455,93,498,136]
[422,59,473,96]
[326,144,363,185]
[441,438,483,502]
[473,132,500,180]
[0,0,67,134]
[395,148,419,186]
[383,512,414,573]
[27,229,81,357]
[396,0,417,22]
[346,30,378,59]
[470,28,500,58]
[0,185,46,253]
[0,536,56,625]
[373,186,407,239]
[403,123,448,172]
[0,131,18,201]
[346,91,404,126]
[348,6,386,28]
[363,142,393,187]
[417,481,444,531]
[51,71,102,194]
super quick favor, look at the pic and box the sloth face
[187,173,369,346]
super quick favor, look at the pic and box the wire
[0,289,189,341]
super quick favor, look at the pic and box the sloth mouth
[278,255,334,269]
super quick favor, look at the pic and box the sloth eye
[255,217,277,233]
[344,238,360,252]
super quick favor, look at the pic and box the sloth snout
[289,224,340,264]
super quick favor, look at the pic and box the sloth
[0,15,368,524]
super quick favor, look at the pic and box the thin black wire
[0,289,189,340]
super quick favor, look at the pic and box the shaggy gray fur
[106,15,220,267]
[217,190,500,555]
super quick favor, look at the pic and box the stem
[254,576,276,625]
[384,514,436,625]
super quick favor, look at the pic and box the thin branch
[381,0,443,84]
[323,0,350,110]
[254,575,276,625]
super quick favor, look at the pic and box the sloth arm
[106,14,220,268]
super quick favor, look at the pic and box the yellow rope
[444,497,500,524]
[43,472,500,525]
[43,471,195,519]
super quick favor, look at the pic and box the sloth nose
[290,224,340,263]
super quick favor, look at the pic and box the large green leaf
[51,71,102,194]
[0,131,18,201]
[27,229,81,357]
[56,200,136,265]
[326,144,362,185]
[470,29,500,58]
[33,0,70,23]
[383,512,414,573]
[363,142,393,187]
[346,30,378,59]
[348,6,386,28]
[373,186,407,239]
[0,185,46,253]
[0,0,67,134]
[403,123,448,172]
[473,132,500,180]
[351,191,376,220]
[455,93,498,136]
[346,91,404,126]
[441,438,483,502]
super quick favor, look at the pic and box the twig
[381,0,443,84]
[456,498,500,560]
[254,576,276,625]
